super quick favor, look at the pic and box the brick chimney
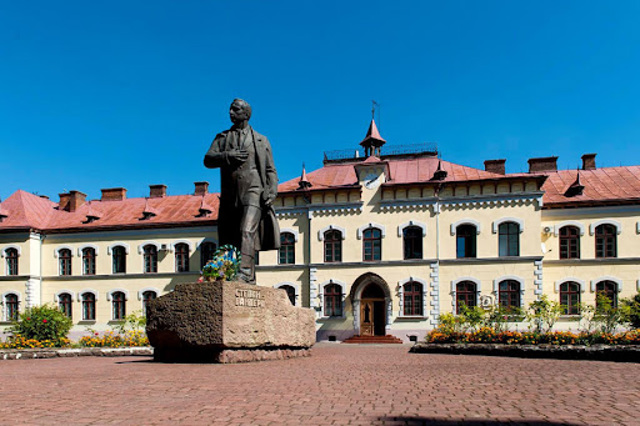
[68,190,87,212]
[528,156,558,173]
[581,153,596,170]
[149,184,167,198]
[58,193,70,211]
[101,187,127,201]
[484,159,506,175]
[194,181,209,196]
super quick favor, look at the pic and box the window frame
[200,242,217,269]
[58,292,73,318]
[323,230,343,263]
[595,280,618,309]
[3,293,19,322]
[278,232,296,265]
[81,292,96,321]
[559,225,581,259]
[323,283,343,317]
[362,227,382,262]
[595,224,617,258]
[5,248,19,276]
[82,247,96,276]
[498,280,521,311]
[559,282,581,315]
[112,245,127,274]
[143,244,158,274]
[402,281,424,316]
[455,281,477,314]
[58,248,72,276]
[141,290,157,315]
[498,222,520,257]
[403,226,423,260]
[456,225,477,258]
[111,291,126,321]
[174,243,190,273]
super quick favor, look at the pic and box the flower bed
[79,330,149,348]
[427,328,640,346]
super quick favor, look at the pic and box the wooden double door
[360,299,386,336]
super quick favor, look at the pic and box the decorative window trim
[137,241,161,254]
[107,289,130,301]
[2,291,22,302]
[280,228,300,242]
[274,282,300,306]
[78,289,99,302]
[171,240,194,252]
[554,278,586,293]
[107,243,130,255]
[492,276,525,308]
[589,220,622,236]
[54,290,76,302]
[1,291,21,321]
[450,277,482,293]
[492,218,524,234]
[319,279,347,318]
[398,221,427,238]
[450,220,481,236]
[590,277,623,293]
[137,287,160,300]
[553,221,585,237]
[1,245,22,257]
[318,225,346,241]
[197,238,218,249]
[77,244,99,257]
[450,278,481,311]
[398,277,428,318]
[357,223,386,239]
[54,245,75,258]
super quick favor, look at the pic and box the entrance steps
[342,335,404,344]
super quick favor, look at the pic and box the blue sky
[2,1,640,202]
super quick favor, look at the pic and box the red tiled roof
[0,190,220,233]
[539,166,640,206]
[278,156,505,192]
[360,119,386,146]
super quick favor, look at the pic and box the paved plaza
[0,343,638,425]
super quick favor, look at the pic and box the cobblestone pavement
[0,343,638,425]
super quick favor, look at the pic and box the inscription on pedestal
[235,289,265,308]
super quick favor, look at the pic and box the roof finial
[298,163,312,190]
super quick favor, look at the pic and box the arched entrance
[350,273,391,337]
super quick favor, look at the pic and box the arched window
[82,293,96,321]
[324,284,342,317]
[4,294,19,321]
[112,291,126,320]
[175,243,190,272]
[142,290,157,315]
[82,247,96,276]
[559,282,581,315]
[324,230,342,263]
[498,222,520,257]
[559,226,580,259]
[403,226,423,260]
[498,280,520,311]
[362,228,382,262]
[58,293,73,318]
[279,285,296,305]
[595,224,617,258]
[595,281,618,309]
[403,281,423,316]
[5,248,18,276]
[59,249,72,276]
[455,281,477,314]
[112,246,127,274]
[143,245,158,273]
[456,225,477,258]
[279,232,295,265]
[200,242,217,268]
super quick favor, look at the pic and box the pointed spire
[141,198,159,220]
[432,160,448,181]
[197,195,214,217]
[297,163,312,190]
[564,168,585,197]
[83,202,102,224]
[359,119,386,157]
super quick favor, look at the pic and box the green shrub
[622,293,640,329]
[525,295,564,333]
[10,304,73,346]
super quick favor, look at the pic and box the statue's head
[229,99,252,124]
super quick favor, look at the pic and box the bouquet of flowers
[200,245,241,282]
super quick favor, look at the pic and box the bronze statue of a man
[204,99,280,284]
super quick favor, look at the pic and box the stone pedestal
[146,281,316,363]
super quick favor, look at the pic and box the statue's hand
[227,149,248,164]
